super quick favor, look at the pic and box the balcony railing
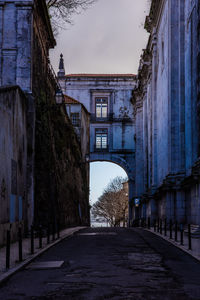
[90,113,133,123]
[93,145,109,152]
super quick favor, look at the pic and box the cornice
[158,172,186,192]
[34,0,56,48]
[132,47,152,106]
[144,0,166,34]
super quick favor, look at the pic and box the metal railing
[93,145,109,152]
[90,113,133,123]
[136,218,193,250]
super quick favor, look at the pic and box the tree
[91,177,129,227]
[46,0,97,32]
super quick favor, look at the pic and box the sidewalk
[144,227,200,262]
[0,226,86,283]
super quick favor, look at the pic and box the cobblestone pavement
[0,227,200,300]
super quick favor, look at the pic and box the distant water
[91,221,110,228]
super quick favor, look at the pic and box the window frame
[95,128,108,150]
[95,97,108,119]
[70,112,80,127]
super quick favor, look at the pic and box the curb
[142,228,200,263]
[0,226,86,285]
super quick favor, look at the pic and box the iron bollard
[175,221,178,242]
[6,230,11,269]
[57,222,60,239]
[31,225,34,254]
[154,219,156,232]
[180,224,184,245]
[47,225,50,244]
[164,218,167,236]
[52,223,55,241]
[157,219,160,233]
[188,224,192,250]
[39,225,42,248]
[160,219,162,235]
[170,219,172,239]
[18,227,23,262]
[148,217,150,229]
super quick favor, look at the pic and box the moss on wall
[33,90,90,228]
[32,26,90,229]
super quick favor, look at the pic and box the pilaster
[0,1,33,90]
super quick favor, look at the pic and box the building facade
[132,0,200,227]
[64,94,90,162]
[58,64,136,217]
[57,0,200,228]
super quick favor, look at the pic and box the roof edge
[64,94,90,115]
[65,73,136,77]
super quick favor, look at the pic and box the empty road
[0,227,200,299]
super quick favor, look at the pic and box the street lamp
[56,89,63,104]
[135,198,140,207]
[85,154,90,162]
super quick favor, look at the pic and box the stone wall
[0,86,28,245]
[31,0,90,228]
[34,101,90,227]
[0,0,90,242]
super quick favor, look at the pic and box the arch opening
[90,161,130,227]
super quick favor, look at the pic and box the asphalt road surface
[0,227,200,300]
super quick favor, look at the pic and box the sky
[50,0,150,204]
[89,162,127,205]
[50,0,149,74]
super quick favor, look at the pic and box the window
[95,129,108,149]
[71,113,80,127]
[162,40,164,65]
[95,98,108,118]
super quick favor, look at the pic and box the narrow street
[0,227,200,300]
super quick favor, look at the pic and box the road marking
[26,261,64,270]
[78,232,117,236]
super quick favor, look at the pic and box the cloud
[50,0,149,74]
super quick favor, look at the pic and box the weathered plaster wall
[0,86,27,245]
[0,0,32,91]
[183,0,200,225]
[65,100,90,224]
[80,106,90,160]
[0,0,90,239]
[66,102,90,160]
[184,0,198,172]
[133,0,200,225]
[155,0,169,185]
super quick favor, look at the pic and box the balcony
[90,113,132,123]
[93,144,109,152]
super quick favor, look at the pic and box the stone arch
[90,152,134,179]
[90,154,132,180]
[89,152,135,221]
